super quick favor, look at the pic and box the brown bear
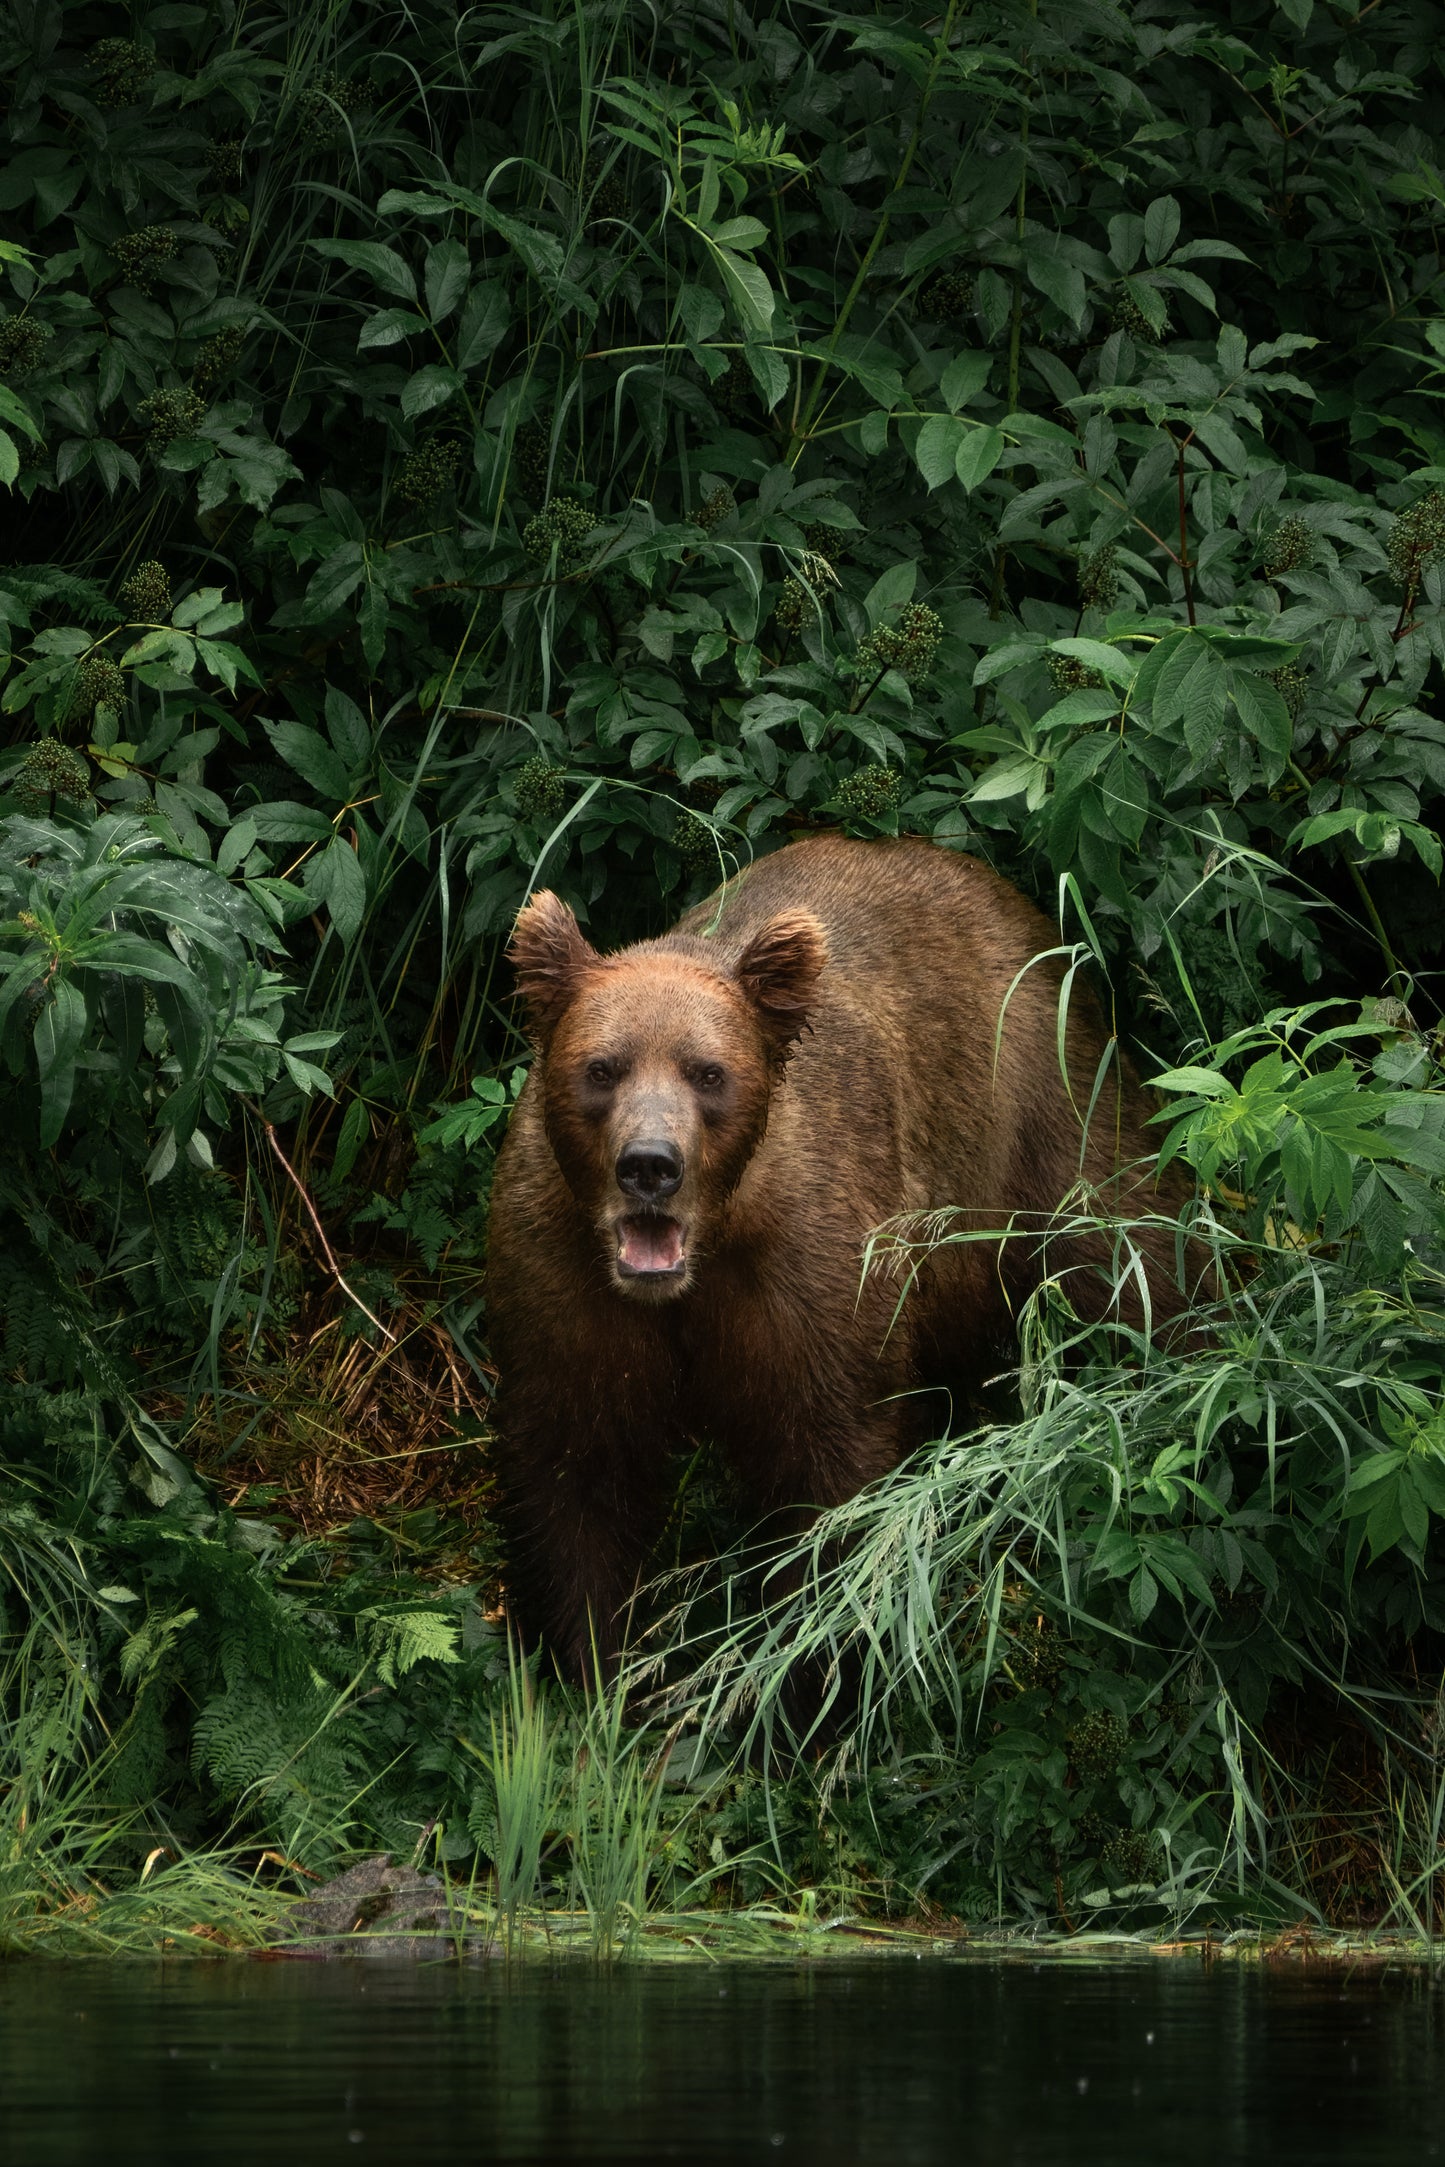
[485,834,1195,1677]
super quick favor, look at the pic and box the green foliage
[1,0,1443,1933]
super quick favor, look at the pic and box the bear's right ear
[508,891,599,1042]
[735,910,827,1053]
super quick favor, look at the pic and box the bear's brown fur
[486,835,1195,1675]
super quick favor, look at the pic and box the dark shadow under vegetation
[1,0,1443,1955]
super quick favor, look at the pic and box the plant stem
[989,0,1037,617]
[791,0,962,456]
[1175,433,1197,626]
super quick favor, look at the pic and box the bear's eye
[691,1063,726,1093]
[584,1059,617,1089]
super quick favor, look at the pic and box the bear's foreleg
[490,1360,679,1681]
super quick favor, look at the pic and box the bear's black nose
[616,1139,684,1201]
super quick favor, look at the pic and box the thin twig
[264,1123,399,1344]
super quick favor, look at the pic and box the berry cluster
[1078,543,1119,611]
[119,561,171,623]
[916,267,974,324]
[583,162,629,232]
[773,577,809,633]
[205,142,244,188]
[139,388,206,451]
[1067,1707,1128,1780]
[297,75,371,147]
[1386,489,1445,598]
[695,485,736,531]
[192,324,246,394]
[90,37,154,108]
[110,226,176,293]
[66,655,125,724]
[0,317,52,380]
[673,809,722,873]
[513,756,566,823]
[13,740,91,812]
[1012,1616,1067,1692]
[802,521,843,563]
[510,422,552,499]
[1098,1827,1161,1887]
[1111,291,1167,343]
[394,440,461,507]
[833,765,903,825]
[1047,652,1104,693]
[1270,660,1309,719]
[711,354,754,422]
[1261,514,1313,579]
[854,601,943,686]
[522,497,598,569]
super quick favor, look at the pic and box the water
[2,1954,1441,2165]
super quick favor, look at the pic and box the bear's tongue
[617,1216,685,1275]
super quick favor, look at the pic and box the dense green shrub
[1,0,1443,1932]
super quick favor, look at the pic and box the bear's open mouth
[615,1214,687,1278]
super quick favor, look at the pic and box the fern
[357,1606,462,1688]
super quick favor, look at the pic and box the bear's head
[508,891,826,1301]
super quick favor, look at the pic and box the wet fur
[486,835,1193,1676]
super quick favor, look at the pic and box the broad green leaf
[309,239,417,302]
[939,352,992,412]
[955,425,1004,492]
[914,413,965,491]
[424,238,470,322]
[863,560,918,627]
[1144,194,1181,263]
[264,719,351,803]
[402,364,462,419]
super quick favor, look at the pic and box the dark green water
[2,1956,1442,2165]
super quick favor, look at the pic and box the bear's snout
[615,1138,684,1202]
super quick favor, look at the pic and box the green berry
[1078,544,1119,611]
[1099,1827,1161,1886]
[696,485,736,531]
[13,740,91,812]
[1067,1707,1128,1780]
[513,756,566,822]
[774,576,808,633]
[916,267,974,324]
[296,74,371,147]
[1386,490,1445,595]
[1112,291,1167,343]
[395,440,461,507]
[204,142,244,189]
[1047,652,1104,694]
[1261,515,1312,580]
[674,809,721,872]
[855,601,944,687]
[511,422,552,499]
[522,497,598,569]
[110,226,177,293]
[833,766,903,826]
[66,655,126,725]
[139,388,207,451]
[192,324,246,393]
[712,355,754,421]
[1012,1616,1066,1691]
[90,38,154,108]
[802,522,842,562]
[582,160,629,232]
[1270,661,1308,719]
[119,561,172,622]
[0,317,52,380]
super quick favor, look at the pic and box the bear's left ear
[508,890,600,1042]
[735,911,827,1051]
